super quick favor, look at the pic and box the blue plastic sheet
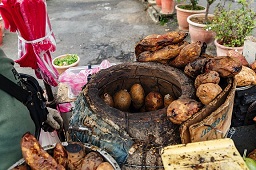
[69,94,134,165]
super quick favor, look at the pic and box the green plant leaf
[206,0,256,47]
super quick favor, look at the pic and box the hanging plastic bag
[39,129,60,147]
[0,0,59,86]
[58,60,113,99]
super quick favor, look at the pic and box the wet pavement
[1,0,256,84]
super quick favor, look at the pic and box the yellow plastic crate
[161,138,249,170]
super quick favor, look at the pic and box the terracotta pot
[214,39,244,56]
[175,4,206,31]
[52,54,80,74]
[156,0,161,7]
[161,0,175,14]
[187,14,215,44]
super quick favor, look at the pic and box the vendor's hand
[44,107,63,131]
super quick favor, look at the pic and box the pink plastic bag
[58,60,113,99]
[57,103,72,113]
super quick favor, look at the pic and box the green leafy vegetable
[244,158,256,170]
[53,54,78,66]
[243,149,256,170]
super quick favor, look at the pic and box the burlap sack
[180,78,236,144]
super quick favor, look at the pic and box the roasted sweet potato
[205,56,242,77]
[101,93,114,107]
[11,164,28,170]
[80,151,104,170]
[248,149,256,161]
[235,66,256,87]
[184,57,210,78]
[194,71,220,89]
[53,143,68,168]
[21,132,65,170]
[164,94,175,107]
[170,41,202,68]
[137,41,189,62]
[145,91,164,111]
[96,162,114,170]
[196,83,222,105]
[227,50,249,66]
[167,98,202,124]
[135,31,188,56]
[130,83,145,110]
[113,89,132,111]
[250,60,256,72]
[164,31,188,44]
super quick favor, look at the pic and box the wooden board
[161,138,248,170]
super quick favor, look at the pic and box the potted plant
[206,0,256,56]
[175,0,206,31]
[187,0,216,44]
[161,0,176,14]
[52,54,80,74]
[156,0,161,7]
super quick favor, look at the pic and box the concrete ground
[2,0,170,73]
[1,0,256,156]
[1,0,256,87]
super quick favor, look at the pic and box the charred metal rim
[236,85,253,91]
[84,62,195,123]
